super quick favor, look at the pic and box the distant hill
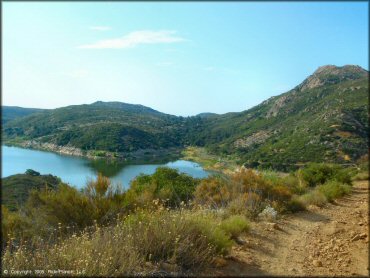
[2,106,45,124]
[194,65,368,169]
[91,101,163,115]
[2,170,61,211]
[3,65,368,169]
[2,101,199,153]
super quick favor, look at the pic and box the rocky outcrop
[266,94,291,118]
[234,131,270,149]
[297,65,367,91]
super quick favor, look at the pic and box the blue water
[2,145,209,189]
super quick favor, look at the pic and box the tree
[25,169,40,176]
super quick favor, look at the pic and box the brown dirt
[207,180,369,277]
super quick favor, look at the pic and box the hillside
[2,106,45,124]
[194,65,368,170]
[2,170,61,211]
[3,65,368,169]
[3,101,201,153]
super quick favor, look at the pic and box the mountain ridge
[3,65,368,170]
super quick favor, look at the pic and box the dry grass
[2,208,248,276]
[298,190,328,207]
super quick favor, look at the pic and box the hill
[3,101,201,153]
[2,170,61,211]
[2,65,368,169]
[2,106,45,124]
[193,65,368,170]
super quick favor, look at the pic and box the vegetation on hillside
[195,66,368,170]
[2,106,45,124]
[2,170,61,211]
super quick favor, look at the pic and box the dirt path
[210,180,369,277]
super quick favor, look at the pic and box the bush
[219,215,249,239]
[183,212,233,256]
[317,181,351,202]
[125,167,199,208]
[195,169,300,217]
[263,171,307,195]
[282,174,307,195]
[194,176,230,208]
[1,206,31,245]
[231,169,272,198]
[353,155,369,181]
[300,163,352,187]
[284,197,306,212]
[353,171,369,181]
[357,154,369,171]
[225,193,264,218]
[298,191,327,207]
[24,184,97,235]
[19,175,126,240]
[25,169,40,176]
[120,209,232,268]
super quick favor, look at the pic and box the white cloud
[78,30,186,49]
[90,26,111,31]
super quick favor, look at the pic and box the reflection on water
[2,145,209,189]
[86,159,131,178]
[85,155,184,178]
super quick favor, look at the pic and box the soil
[207,180,369,277]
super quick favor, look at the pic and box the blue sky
[3,2,369,116]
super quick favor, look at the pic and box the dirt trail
[210,180,369,277]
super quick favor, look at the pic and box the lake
[2,145,209,189]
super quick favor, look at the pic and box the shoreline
[3,141,239,174]
[3,140,183,163]
[181,146,239,173]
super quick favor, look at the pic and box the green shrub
[261,170,282,185]
[186,212,233,255]
[282,174,307,195]
[126,167,199,208]
[298,190,327,207]
[1,206,31,245]
[2,172,61,212]
[357,154,369,172]
[353,171,369,181]
[225,193,265,219]
[123,209,232,268]
[284,197,306,212]
[25,169,40,176]
[21,175,126,239]
[300,163,352,187]
[262,171,307,195]
[219,215,249,239]
[24,184,97,235]
[196,169,301,217]
[317,181,351,202]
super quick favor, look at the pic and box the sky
[3,2,369,116]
